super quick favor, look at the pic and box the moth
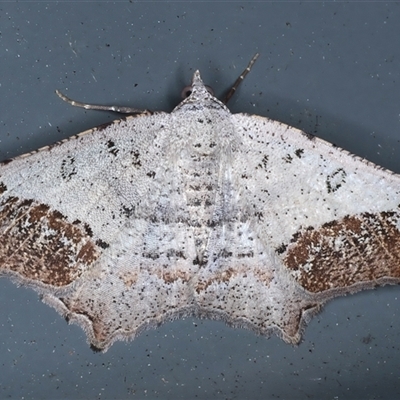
[1,54,399,351]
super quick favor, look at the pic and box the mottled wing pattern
[0,113,203,350]
[219,113,400,341]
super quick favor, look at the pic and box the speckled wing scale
[1,55,400,351]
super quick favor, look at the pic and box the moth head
[174,70,227,113]
[181,70,215,99]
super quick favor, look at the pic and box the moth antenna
[55,90,152,115]
[223,53,259,105]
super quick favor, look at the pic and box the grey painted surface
[1,2,400,399]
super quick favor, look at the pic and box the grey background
[1,2,400,399]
